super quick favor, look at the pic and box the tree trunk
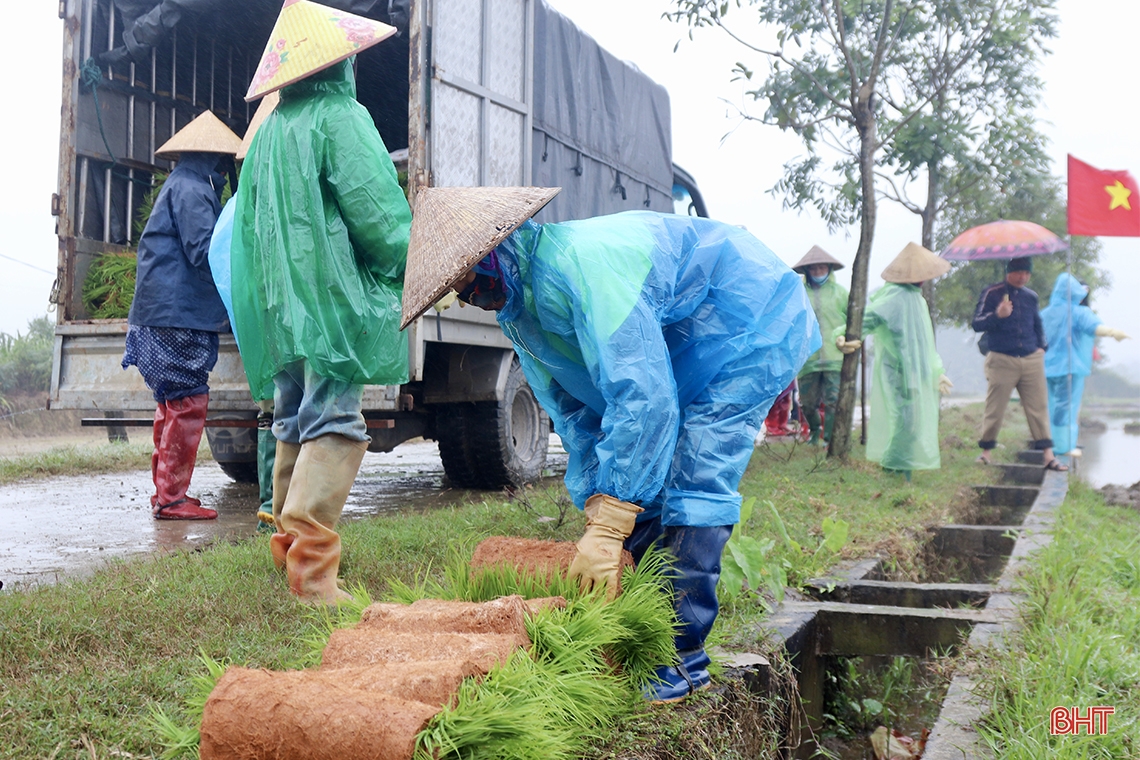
[920,160,939,322]
[828,96,877,460]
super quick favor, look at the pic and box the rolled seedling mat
[470,536,635,579]
[321,630,529,671]
[360,595,530,639]
[199,667,441,760]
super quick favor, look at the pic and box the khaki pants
[980,350,1052,450]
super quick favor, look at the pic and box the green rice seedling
[81,251,138,319]
[149,651,226,760]
[415,649,610,760]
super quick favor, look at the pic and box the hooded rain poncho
[858,283,944,471]
[494,212,821,527]
[1041,273,1102,454]
[798,274,848,376]
[229,60,411,400]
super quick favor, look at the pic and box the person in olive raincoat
[791,245,849,445]
[1041,273,1130,455]
[229,3,409,604]
[123,110,242,521]
[836,244,953,479]
[399,187,821,702]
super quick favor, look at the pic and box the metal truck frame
[50,0,699,487]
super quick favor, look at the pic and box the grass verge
[969,478,1140,757]
[0,441,156,485]
[0,403,1034,758]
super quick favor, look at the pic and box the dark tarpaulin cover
[530,1,674,223]
[109,0,391,62]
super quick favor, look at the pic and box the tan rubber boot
[277,434,367,604]
[268,441,302,570]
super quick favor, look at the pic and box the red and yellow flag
[1067,154,1140,237]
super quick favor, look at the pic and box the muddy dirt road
[1,438,568,590]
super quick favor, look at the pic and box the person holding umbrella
[971,257,1066,470]
[1040,274,1130,456]
[941,220,1071,471]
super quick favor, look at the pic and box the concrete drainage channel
[718,452,1067,758]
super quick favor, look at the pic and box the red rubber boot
[149,402,167,510]
[764,390,793,437]
[153,393,217,520]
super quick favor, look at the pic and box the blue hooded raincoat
[1041,273,1102,454]
[494,212,821,527]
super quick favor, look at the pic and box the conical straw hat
[155,110,242,158]
[245,0,397,102]
[880,242,951,284]
[400,186,561,330]
[791,245,845,274]
[236,92,280,160]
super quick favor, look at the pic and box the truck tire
[436,404,482,489]
[206,418,260,484]
[215,458,259,484]
[471,359,549,488]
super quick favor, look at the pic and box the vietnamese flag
[1068,154,1140,236]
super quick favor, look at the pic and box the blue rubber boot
[639,524,734,703]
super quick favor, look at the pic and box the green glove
[567,494,643,599]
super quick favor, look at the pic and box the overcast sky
[2,0,1138,374]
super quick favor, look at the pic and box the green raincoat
[798,275,848,376]
[858,283,944,471]
[229,60,411,400]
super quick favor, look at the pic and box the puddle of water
[1073,415,1140,489]
[0,437,567,590]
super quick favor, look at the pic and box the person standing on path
[1040,273,1130,456]
[229,2,410,604]
[122,110,242,521]
[791,245,849,446]
[971,257,1067,471]
[835,243,953,480]
[399,187,820,702]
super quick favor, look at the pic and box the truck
[50,0,706,489]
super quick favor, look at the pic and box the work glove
[938,374,954,396]
[1095,325,1131,341]
[567,494,643,600]
[835,336,862,355]
[433,291,458,313]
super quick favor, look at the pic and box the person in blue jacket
[400,187,821,702]
[122,111,241,520]
[1041,273,1130,455]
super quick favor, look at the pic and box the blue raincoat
[128,152,229,332]
[1041,273,1102,454]
[494,212,821,527]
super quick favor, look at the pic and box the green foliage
[81,251,137,319]
[821,656,946,742]
[973,481,1140,756]
[932,171,1107,328]
[133,173,168,241]
[0,315,54,398]
[719,497,849,608]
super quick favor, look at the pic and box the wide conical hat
[245,0,396,102]
[155,110,242,158]
[400,186,561,330]
[791,245,845,274]
[236,92,280,160]
[880,242,951,284]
